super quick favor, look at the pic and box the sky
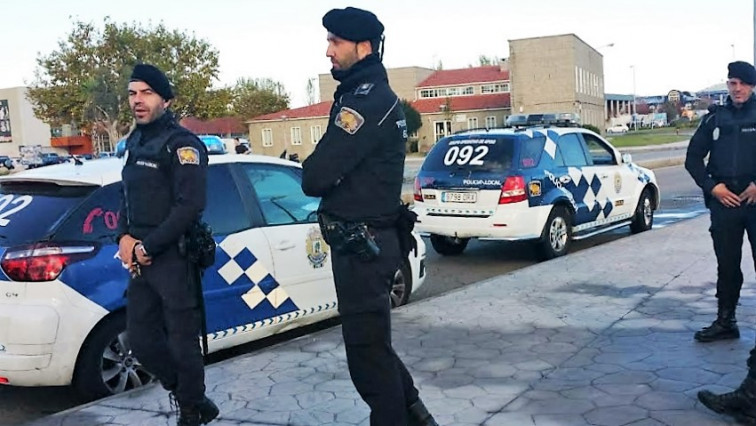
[2,0,754,108]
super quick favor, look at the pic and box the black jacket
[301,54,408,222]
[686,94,756,196]
[117,111,208,256]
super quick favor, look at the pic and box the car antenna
[73,156,83,166]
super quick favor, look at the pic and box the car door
[574,132,622,223]
[580,133,637,220]
[198,164,288,339]
[554,133,593,225]
[234,163,335,317]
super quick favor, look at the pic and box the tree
[231,78,290,120]
[478,55,496,66]
[306,78,317,106]
[400,100,422,135]
[28,19,221,146]
[659,101,682,121]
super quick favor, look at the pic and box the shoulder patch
[177,146,200,165]
[354,83,374,96]
[335,107,365,135]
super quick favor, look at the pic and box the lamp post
[630,65,637,131]
[732,43,736,61]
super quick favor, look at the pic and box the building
[411,64,511,152]
[248,33,610,157]
[248,64,511,155]
[508,34,605,130]
[0,87,52,157]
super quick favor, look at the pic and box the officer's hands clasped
[739,182,756,205]
[713,183,744,207]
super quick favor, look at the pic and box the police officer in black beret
[691,61,756,422]
[302,7,437,426]
[116,63,218,426]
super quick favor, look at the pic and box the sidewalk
[27,215,752,426]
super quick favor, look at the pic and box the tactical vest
[122,125,184,235]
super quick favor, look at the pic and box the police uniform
[686,61,756,346]
[302,7,437,426]
[116,64,217,426]
[693,62,756,423]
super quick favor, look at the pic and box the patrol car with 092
[0,154,426,398]
[412,122,660,259]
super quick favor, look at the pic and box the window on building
[311,125,322,144]
[419,86,475,98]
[481,83,510,94]
[467,117,478,129]
[262,128,273,147]
[291,127,302,145]
[485,116,496,129]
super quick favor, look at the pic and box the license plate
[442,191,477,203]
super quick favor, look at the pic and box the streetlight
[731,43,736,61]
[630,65,637,131]
[597,42,615,50]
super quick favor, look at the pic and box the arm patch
[177,146,200,165]
[335,107,365,135]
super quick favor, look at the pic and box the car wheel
[429,234,469,256]
[538,206,572,260]
[73,313,155,399]
[390,260,413,308]
[630,189,654,234]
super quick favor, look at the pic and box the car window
[238,164,319,226]
[203,164,252,234]
[422,136,516,173]
[55,183,120,242]
[0,182,96,245]
[518,134,546,168]
[581,133,617,166]
[556,133,588,167]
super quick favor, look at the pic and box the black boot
[197,396,219,424]
[699,376,756,424]
[171,393,219,426]
[408,398,439,426]
[694,306,739,342]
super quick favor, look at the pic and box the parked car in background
[198,135,228,155]
[39,152,66,167]
[0,156,14,169]
[0,155,427,398]
[606,123,629,134]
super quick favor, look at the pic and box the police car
[413,124,659,259]
[0,155,426,398]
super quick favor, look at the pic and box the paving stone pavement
[27,215,756,426]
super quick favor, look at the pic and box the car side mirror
[621,153,633,164]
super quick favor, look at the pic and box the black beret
[728,61,756,86]
[322,7,384,42]
[130,63,174,100]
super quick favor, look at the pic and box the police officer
[685,60,756,346]
[691,61,756,424]
[301,7,437,426]
[116,64,218,426]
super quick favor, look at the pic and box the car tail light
[1,243,97,282]
[413,177,423,202]
[499,176,527,204]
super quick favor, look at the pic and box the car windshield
[0,182,96,245]
[422,135,517,173]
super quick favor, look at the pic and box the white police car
[0,154,426,397]
[413,125,659,259]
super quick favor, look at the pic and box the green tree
[28,19,221,146]
[478,55,496,66]
[231,77,290,119]
[400,100,422,135]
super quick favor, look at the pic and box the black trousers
[332,227,420,426]
[127,246,205,406]
[709,200,756,310]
